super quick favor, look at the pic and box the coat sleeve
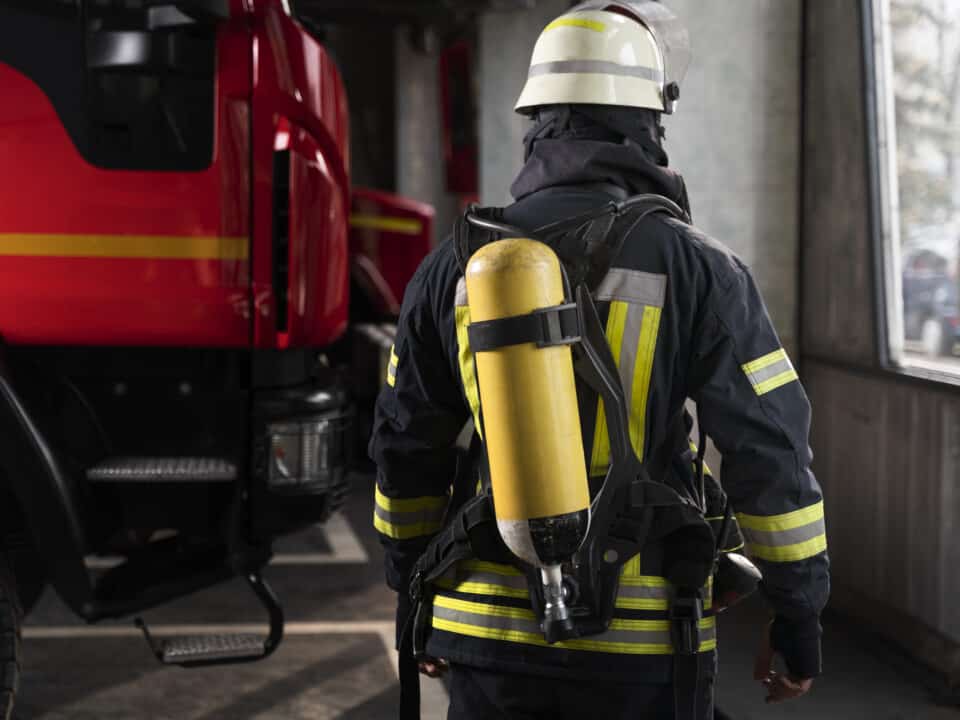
[689,257,830,679]
[368,258,469,593]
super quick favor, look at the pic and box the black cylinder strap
[467,303,580,351]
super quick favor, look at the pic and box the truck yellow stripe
[0,234,248,260]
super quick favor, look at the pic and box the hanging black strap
[397,629,421,720]
[670,588,705,720]
[673,652,703,720]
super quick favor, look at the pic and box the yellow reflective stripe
[462,560,522,576]
[589,300,628,475]
[742,348,788,375]
[621,553,642,578]
[386,345,398,387]
[737,501,824,533]
[375,485,447,514]
[619,574,668,588]
[544,17,606,32]
[690,441,712,477]
[0,233,248,260]
[435,578,529,599]
[373,514,443,540]
[615,597,668,611]
[747,533,827,562]
[455,306,483,439]
[629,306,660,459]
[754,368,799,395]
[349,214,422,236]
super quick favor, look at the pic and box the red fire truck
[0,0,432,713]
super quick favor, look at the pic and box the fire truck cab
[0,0,431,706]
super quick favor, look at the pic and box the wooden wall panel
[805,362,960,649]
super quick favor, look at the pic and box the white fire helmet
[514,1,691,115]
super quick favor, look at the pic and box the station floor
[16,475,959,719]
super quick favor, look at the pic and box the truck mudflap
[0,353,95,616]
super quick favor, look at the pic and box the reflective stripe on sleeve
[741,349,798,396]
[373,485,447,540]
[737,500,827,562]
[431,594,716,654]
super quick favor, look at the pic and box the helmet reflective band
[515,6,687,115]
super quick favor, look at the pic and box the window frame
[863,0,960,387]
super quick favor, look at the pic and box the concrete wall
[478,0,803,354]
[477,0,569,207]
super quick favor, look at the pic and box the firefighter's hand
[418,656,449,678]
[753,628,813,703]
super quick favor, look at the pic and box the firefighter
[370,3,829,718]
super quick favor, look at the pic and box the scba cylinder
[465,238,590,569]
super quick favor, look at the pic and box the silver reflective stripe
[595,269,667,307]
[746,357,793,386]
[455,277,468,307]
[741,515,826,549]
[617,582,669,603]
[528,60,664,84]
[617,302,647,399]
[456,570,527,592]
[373,503,445,528]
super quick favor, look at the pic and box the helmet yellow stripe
[544,17,606,33]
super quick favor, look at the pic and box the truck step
[87,457,237,483]
[136,573,284,668]
[155,633,267,664]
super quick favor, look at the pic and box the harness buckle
[409,569,424,602]
[669,591,702,656]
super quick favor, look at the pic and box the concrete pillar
[394,29,462,245]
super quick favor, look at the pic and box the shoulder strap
[453,193,689,291]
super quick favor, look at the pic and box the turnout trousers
[446,664,716,720]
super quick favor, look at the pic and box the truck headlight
[266,414,348,490]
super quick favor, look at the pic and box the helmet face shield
[569,1,690,112]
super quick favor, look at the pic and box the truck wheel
[0,556,21,720]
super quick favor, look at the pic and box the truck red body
[0,0,430,706]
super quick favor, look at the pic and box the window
[872,0,960,373]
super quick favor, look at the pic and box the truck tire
[0,555,21,720]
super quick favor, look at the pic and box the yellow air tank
[466,239,589,633]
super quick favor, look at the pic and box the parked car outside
[902,225,960,357]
